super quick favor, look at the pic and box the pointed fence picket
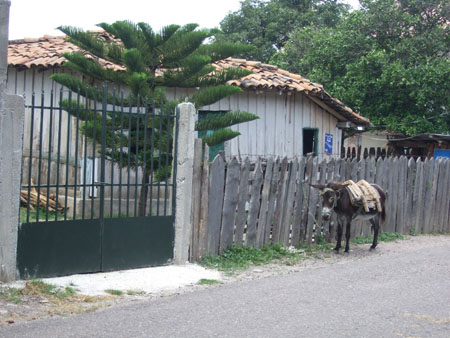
[189,148,450,260]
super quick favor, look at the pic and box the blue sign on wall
[434,149,450,160]
[324,133,333,154]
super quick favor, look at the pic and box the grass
[20,207,72,223]
[198,279,222,285]
[200,240,333,272]
[200,231,414,273]
[104,289,123,296]
[126,290,146,296]
[0,279,77,304]
[352,231,406,245]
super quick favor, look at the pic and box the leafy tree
[273,0,450,135]
[216,0,349,62]
[51,21,258,215]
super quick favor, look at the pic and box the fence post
[0,0,25,282]
[173,102,196,264]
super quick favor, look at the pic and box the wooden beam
[305,94,347,122]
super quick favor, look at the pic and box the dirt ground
[1,234,448,327]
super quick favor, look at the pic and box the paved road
[3,238,450,338]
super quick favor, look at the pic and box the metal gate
[17,87,178,278]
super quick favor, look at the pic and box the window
[303,128,318,156]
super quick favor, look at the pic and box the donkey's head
[311,181,346,221]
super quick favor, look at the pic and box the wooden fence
[190,144,450,261]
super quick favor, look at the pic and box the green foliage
[51,20,258,215]
[196,111,259,131]
[273,0,450,135]
[201,128,241,147]
[104,289,124,296]
[216,0,350,62]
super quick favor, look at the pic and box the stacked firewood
[20,180,67,213]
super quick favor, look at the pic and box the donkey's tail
[380,207,386,224]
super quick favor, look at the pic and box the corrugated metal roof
[8,35,370,126]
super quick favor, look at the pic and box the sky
[8,0,361,40]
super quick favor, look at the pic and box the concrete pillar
[0,0,25,282]
[173,102,196,264]
[0,1,10,91]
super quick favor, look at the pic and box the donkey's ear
[327,181,346,190]
[311,184,326,190]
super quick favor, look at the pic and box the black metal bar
[126,93,132,217]
[118,91,125,218]
[73,88,81,219]
[54,88,63,221]
[91,87,98,219]
[134,95,140,217]
[164,104,170,216]
[82,87,89,220]
[25,92,36,223]
[45,90,54,221]
[110,88,117,218]
[157,103,163,216]
[63,90,72,221]
[36,91,45,222]
[149,100,156,216]
[141,97,149,216]
[99,85,108,270]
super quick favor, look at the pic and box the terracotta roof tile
[8,36,370,126]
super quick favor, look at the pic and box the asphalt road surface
[3,237,450,338]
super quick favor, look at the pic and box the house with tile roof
[7,35,371,160]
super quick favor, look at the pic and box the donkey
[311,181,386,253]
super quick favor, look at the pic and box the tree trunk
[138,173,150,216]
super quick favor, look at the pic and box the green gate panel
[17,219,102,278]
[101,216,175,271]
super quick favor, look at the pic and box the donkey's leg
[369,216,380,250]
[334,219,343,253]
[344,217,352,253]
[344,219,352,252]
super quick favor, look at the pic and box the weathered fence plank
[442,160,450,232]
[428,159,439,232]
[256,157,274,248]
[440,160,450,232]
[306,158,319,245]
[423,159,434,234]
[404,158,416,235]
[197,144,209,259]
[412,158,424,234]
[316,159,328,240]
[246,159,264,247]
[219,157,240,254]
[264,158,280,245]
[291,157,305,247]
[272,157,289,243]
[396,157,407,234]
[190,139,203,261]
[281,158,299,246]
[205,155,226,256]
[300,157,313,246]
[235,158,250,246]
[435,159,447,232]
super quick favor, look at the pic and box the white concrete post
[173,102,197,264]
[0,0,25,282]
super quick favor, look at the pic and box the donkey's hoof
[333,248,340,254]
[369,246,377,251]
